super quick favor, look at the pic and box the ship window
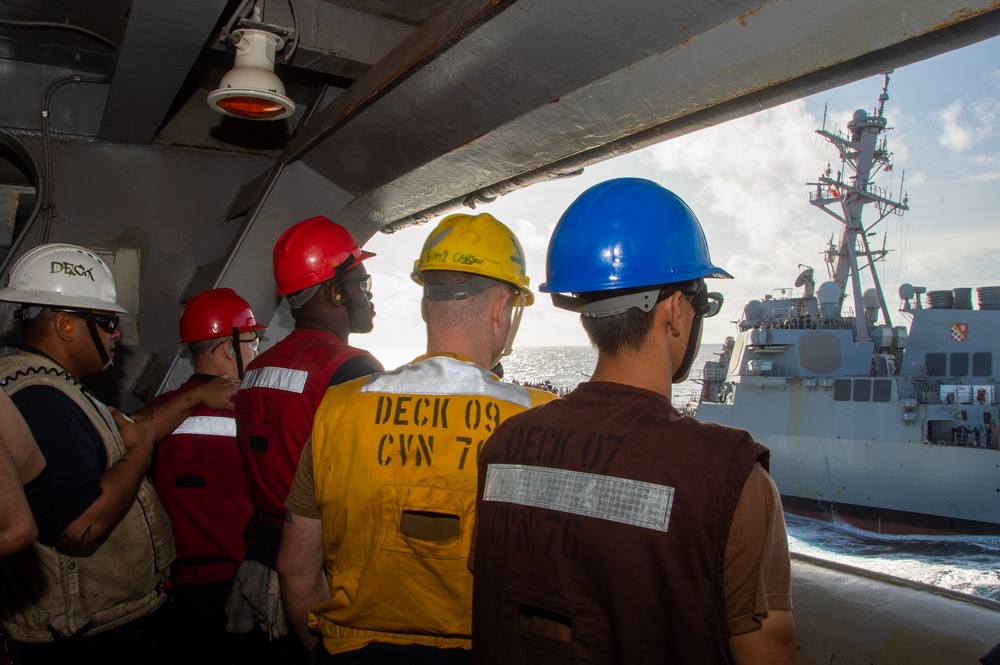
[872,379,891,402]
[972,352,992,377]
[833,379,852,401]
[853,379,871,402]
[925,353,946,377]
[950,353,969,377]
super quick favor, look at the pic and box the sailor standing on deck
[228,217,382,662]
[277,213,558,662]
[471,179,796,664]
[150,288,264,664]
[0,244,175,664]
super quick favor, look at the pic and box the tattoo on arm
[54,524,94,554]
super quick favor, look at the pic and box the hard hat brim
[0,288,128,313]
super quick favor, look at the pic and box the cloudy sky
[361,36,1000,367]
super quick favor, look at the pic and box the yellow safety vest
[309,353,557,654]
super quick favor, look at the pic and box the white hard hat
[0,243,127,313]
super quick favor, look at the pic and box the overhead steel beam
[241,0,999,240]
[381,6,1000,233]
[328,0,1000,235]
[265,0,417,79]
[99,0,230,144]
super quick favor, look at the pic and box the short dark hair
[289,278,336,319]
[188,338,219,356]
[580,279,698,356]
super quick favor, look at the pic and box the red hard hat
[179,288,267,343]
[272,216,375,296]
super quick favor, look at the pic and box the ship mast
[808,73,908,341]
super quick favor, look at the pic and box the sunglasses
[211,336,260,354]
[680,282,724,319]
[654,282,723,319]
[345,274,373,293]
[51,308,120,333]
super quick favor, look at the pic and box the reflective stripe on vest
[482,463,674,532]
[360,356,532,408]
[240,366,308,393]
[173,415,238,438]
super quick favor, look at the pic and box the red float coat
[151,375,252,585]
[235,328,380,523]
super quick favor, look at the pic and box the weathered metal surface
[270,0,418,76]
[99,0,231,144]
[791,554,1000,663]
[317,0,1000,234]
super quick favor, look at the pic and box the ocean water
[496,344,1000,602]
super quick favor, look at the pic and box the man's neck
[426,330,491,369]
[192,358,234,380]
[27,340,83,380]
[293,316,349,340]
[589,347,673,399]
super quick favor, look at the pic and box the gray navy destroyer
[695,75,1000,535]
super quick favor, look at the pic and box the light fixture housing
[208,29,295,121]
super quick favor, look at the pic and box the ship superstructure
[696,75,1000,534]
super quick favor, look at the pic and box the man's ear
[491,288,513,331]
[657,291,685,338]
[53,311,75,342]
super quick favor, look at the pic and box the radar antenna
[794,266,816,298]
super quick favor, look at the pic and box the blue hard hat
[540,178,732,294]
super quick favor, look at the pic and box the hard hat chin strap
[231,326,244,379]
[86,321,114,372]
[491,292,525,369]
[673,314,702,383]
[333,258,363,331]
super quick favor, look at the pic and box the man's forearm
[280,567,327,649]
[0,441,37,555]
[144,377,238,442]
[277,510,328,650]
[53,444,152,554]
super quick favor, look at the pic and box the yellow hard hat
[412,213,534,306]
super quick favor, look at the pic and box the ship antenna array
[875,70,893,118]
[809,73,910,338]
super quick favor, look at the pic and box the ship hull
[698,380,1000,535]
[780,495,1000,536]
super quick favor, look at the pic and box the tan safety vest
[309,354,558,655]
[0,351,175,641]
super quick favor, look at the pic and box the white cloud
[935,100,975,151]
[932,97,1000,152]
[642,99,827,258]
[510,216,551,252]
[363,229,429,354]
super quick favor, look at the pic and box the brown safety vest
[472,381,767,664]
[0,351,175,641]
